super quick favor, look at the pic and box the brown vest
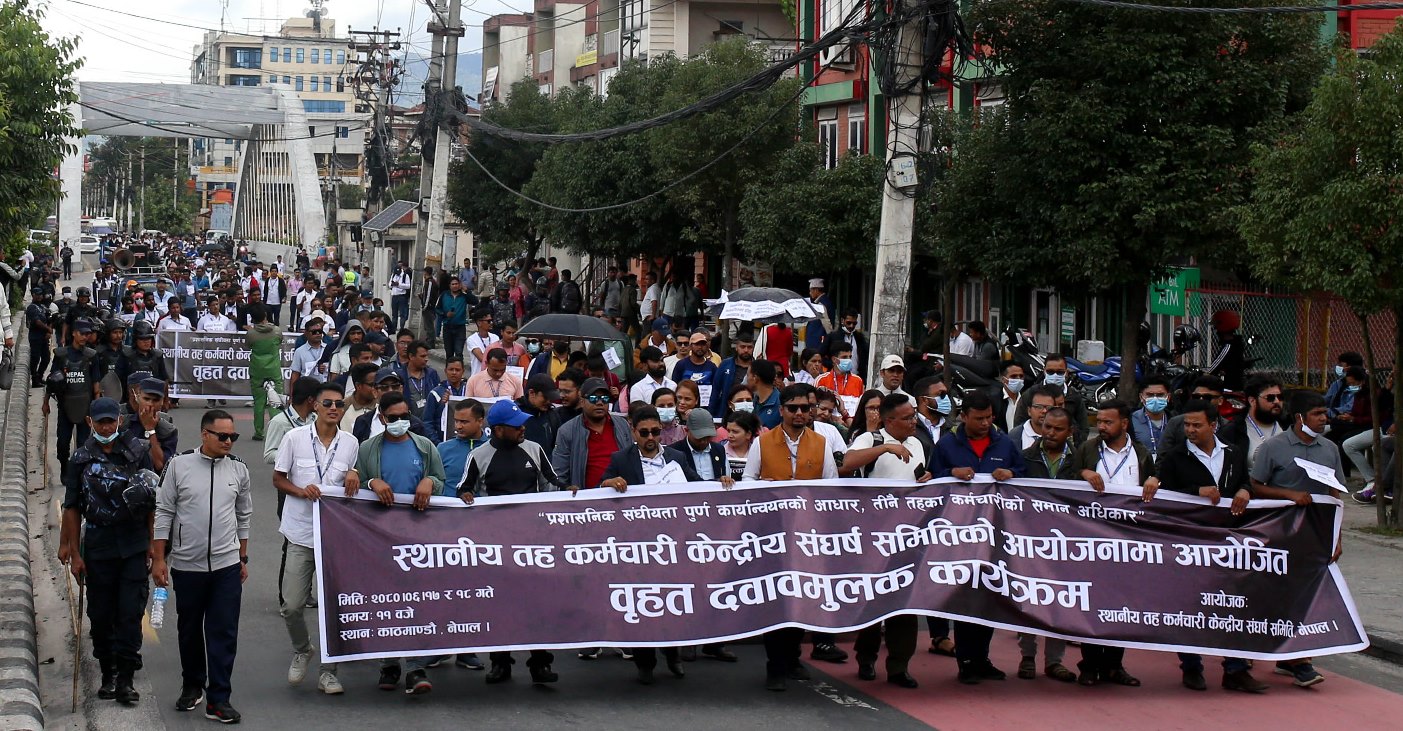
[758,427,826,480]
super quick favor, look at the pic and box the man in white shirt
[639,271,661,325]
[1010,386,1059,451]
[196,297,236,332]
[948,324,975,357]
[272,385,360,695]
[465,313,501,377]
[1075,400,1159,497]
[152,280,176,314]
[157,300,192,332]
[389,263,413,332]
[289,318,329,390]
[630,346,676,406]
[874,354,914,405]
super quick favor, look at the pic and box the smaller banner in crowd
[158,331,299,399]
[313,478,1367,663]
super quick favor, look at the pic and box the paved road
[72,403,1398,730]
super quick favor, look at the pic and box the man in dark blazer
[1146,398,1266,695]
[418,267,441,348]
[820,308,870,379]
[665,408,729,482]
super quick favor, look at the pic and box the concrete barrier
[0,327,41,731]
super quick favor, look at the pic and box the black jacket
[1156,440,1249,495]
[820,329,870,379]
[600,446,700,486]
[664,441,728,481]
[1022,441,1080,479]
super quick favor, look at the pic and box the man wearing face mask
[1014,354,1084,432]
[994,362,1025,433]
[711,330,756,414]
[816,342,865,424]
[1323,351,1365,419]
[631,346,676,407]
[1130,376,1173,458]
[59,397,157,707]
[821,308,869,379]
[356,392,446,695]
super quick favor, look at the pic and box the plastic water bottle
[150,587,168,629]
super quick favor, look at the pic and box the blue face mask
[94,430,120,445]
[657,407,677,424]
[1044,372,1066,387]
[935,395,952,415]
[1144,396,1169,414]
[527,342,540,354]
[1346,385,1361,393]
[1334,365,1345,378]
[837,358,854,374]
[1005,378,1024,394]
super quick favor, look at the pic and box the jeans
[280,543,335,673]
[173,564,243,704]
[420,308,439,347]
[1017,632,1066,665]
[265,303,282,326]
[86,551,149,672]
[441,323,466,361]
[854,615,918,675]
[1178,653,1249,674]
[392,294,410,331]
[1343,429,1378,481]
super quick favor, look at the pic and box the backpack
[559,280,582,313]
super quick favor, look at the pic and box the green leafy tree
[933,0,1323,397]
[739,143,884,273]
[0,0,81,257]
[447,79,559,267]
[141,179,199,234]
[1241,31,1403,527]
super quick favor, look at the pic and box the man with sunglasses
[289,317,329,393]
[351,369,432,443]
[151,410,253,724]
[741,385,838,691]
[273,383,360,696]
[551,377,635,491]
[340,363,382,431]
[1219,375,1284,468]
[354,392,446,695]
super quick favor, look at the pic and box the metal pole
[412,0,462,279]
[139,146,146,232]
[73,580,84,713]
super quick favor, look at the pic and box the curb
[0,327,41,731]
[1363,631,1403,666]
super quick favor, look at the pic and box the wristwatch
[240,555,249,564]
[144,428,157,439]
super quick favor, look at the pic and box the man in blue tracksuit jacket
[931,389,1027,686]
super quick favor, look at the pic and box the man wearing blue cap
[45,318,101,480]
[457,399,570,686]
[119,373,177,472]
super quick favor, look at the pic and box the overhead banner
[313,478,1366,663]
[158,331,299,399]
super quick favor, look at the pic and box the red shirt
[584,422,618,488]
[968,435,991,459]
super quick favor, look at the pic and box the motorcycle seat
[1064,357,1115,377]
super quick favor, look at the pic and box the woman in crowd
[722,411,761,480]
[725,384,755,421]
[850,389,886,443]
[794,348,825,386]
[651,388,687,446]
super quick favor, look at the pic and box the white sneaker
[318,671,344,695]
[289,650,313,685]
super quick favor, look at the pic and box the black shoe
[175,686,204,711]
[404,669,432,694]
[888,672,919,689]
[701,647,738,662]
[377,665,401,691]
[975,661,1006,681]
[1182,671,1208,691]
[114,673,139,705]
[98,672,117,700]
[637,667,655,685]
[857,662,877,681]
[529,665,558,685]
[666,657,686,678]
[810,642,848,664]
[204,701,241,724]
[789,664,811,681]
[958,665,982,685]
[1222,670,1269,694]
[485,664,512,684]
[680,646,697,662]
[765,675,786,692]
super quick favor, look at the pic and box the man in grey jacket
[151,410,253,724]
[550,377,634,489]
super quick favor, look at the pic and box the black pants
[953,621,993,666]
[29,337,50,381]
[1078,644,1126,678]
[854,615,918,675]
[442,324,465,360]
[56,411,91,473]
[926,616,951,641]
[488,649,553,669]
[173,564,242,704]
[420,308,438,347]
[633,647,679,671]
[63,259,72,279]
[265,303,281,326]
[86,551,149,672]
[763,627,804,678]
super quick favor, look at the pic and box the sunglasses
[1260,394,1283,403]
[307,330,324,336]
[203,429,239,443]
[585,394,612,404]
[783,403,813,413]
[1193,392,1223,400]
[383,413,411,423]
[636,427,664,437]
[320,399,346,409]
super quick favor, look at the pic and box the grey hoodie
[154,449,253,573]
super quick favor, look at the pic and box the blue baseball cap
[487,399,531,428]
[89,397,121,421]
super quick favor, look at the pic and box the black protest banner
[313,478,1366,663]
[159,330,298,398]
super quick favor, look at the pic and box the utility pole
[412,0,464,281]
[125,154,134,232]
[173,137,179,208]
[138,145,146,232]
[867,8,928,377]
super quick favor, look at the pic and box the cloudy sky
[41,0,506,94]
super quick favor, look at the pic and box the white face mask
[733,400,754,413]
[1298,419,1322,439]
[384,419,412,437]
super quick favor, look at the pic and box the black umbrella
[704,286,819,324]
[516,313,627,341]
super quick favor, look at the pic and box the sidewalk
[1338,501,1403,664]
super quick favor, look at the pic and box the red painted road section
[814,630,1400,730]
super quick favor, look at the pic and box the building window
[269,47,279,62]
[224,156,233,167]
[295,76,304,91]
[283,75,291,85]
[269,74,277,83]
[296,48,305,63]
[336,50,345,65]
[336,126,350,139]
[311,48,320,64]
[310,77,319,92]
[847,107,867,156]
[308,126,317,138]
[818,119,839,169]
[303,100,346,113]
[324,49,333,64]
[229,75,260,86]
[232,48,261,69]
[323,76,331,90]
[336,76,345,92]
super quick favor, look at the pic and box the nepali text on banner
[158,330,299,399]
[312,477,1367,663]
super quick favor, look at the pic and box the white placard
[840,395,861,418]
[441,394,507,439]
[600,347,622,370]
[1293,457,1346,492]
[698,384,713,409]
[506,366,525,381]
[782,298,817,319]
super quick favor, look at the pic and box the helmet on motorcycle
[1210,310,1241,334]
[1173,324,1202,352]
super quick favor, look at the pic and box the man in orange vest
[741,384,838,691]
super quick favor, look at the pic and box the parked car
[78,235,101,254]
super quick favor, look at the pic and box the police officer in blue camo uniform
[58,397,158,706]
